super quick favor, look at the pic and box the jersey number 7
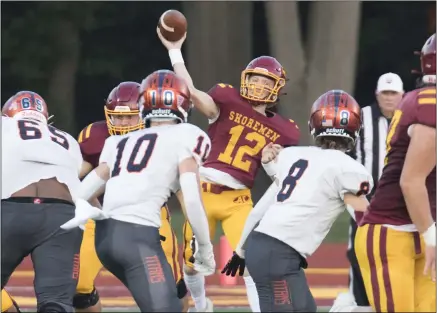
[111,133,158,177]
[277,159,309,202]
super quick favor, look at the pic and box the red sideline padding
[219,235,237,286]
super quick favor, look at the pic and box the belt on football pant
[2,197,74,206]
[201,182,234,194]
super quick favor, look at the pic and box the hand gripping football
[158,10,187,42]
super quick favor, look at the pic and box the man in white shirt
[1,91,84,313]
[347,72,404,306]
[65,70,215,312]
[222,90,374,312]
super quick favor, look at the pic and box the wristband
[169,49,184,66]
[422,223,436,247]
[77,170,106,201]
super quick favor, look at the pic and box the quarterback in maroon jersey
[74,82,188,312]
[355,34,436,313]
[158,29,299,312]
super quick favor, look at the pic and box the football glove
[221,251,245,277]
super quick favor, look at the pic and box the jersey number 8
[277,159,309,202]
[111,133,158,177]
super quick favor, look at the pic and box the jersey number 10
[277,159,308,202]
[111,133,158,177]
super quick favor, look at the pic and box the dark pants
[1,198,83,312]
[95,218,182,312]
[347,217,370,306]
[245,231,317,312]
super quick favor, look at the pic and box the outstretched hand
[156,27,187,50]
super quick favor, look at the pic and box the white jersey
[100,123,210,228]
[254,146,373,258]
[2,116,83,199]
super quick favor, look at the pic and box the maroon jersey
[203,83,300,188]
[361,87,436,226]
[78,121,110,169]
[78,121,110,203]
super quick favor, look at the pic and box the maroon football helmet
[104,81,143,135]
[413,33,436,85]
[139,70,191,125]
[2,91,49,123]
[309,90,362,146]
[240,56,287,105]
[420,33,436,83]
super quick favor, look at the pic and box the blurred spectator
[347,72,404,306]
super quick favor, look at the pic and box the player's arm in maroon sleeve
[400,90,436,242]
[78,123,95,179]
[77,123,104,208]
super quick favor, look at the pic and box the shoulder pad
[417,87,436,105]
[216,83,234,89]
[78,121,108,144]
[289,118,299,129]
[207,83,234,96]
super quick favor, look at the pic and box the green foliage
[1,2,101,99]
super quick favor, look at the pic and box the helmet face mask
[104,82,144,136]
[104,107,143,135]
[240,56,287,105]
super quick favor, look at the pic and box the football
[158,10,187,42]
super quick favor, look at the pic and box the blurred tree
[182,1,253,131]
[1,2,101,134]
[265,2,361,144]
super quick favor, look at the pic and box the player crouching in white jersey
[1,91,86,313]
[61,70,216,312]
[221,90,375,312]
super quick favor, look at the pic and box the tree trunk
[265,2,309,142]
[182,1,253,130]
[306,1,362,108]
[46,19,80,134]
[266,2,361,145]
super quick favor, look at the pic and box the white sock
[243,276,260,312]
[184,271,206,310]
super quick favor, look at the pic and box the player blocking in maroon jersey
[355,33,436,312]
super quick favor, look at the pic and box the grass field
[170,209,351,244]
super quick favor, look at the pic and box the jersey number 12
[277,159,308,202]
[111,133,158,177]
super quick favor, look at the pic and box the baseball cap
[376,73,404,93]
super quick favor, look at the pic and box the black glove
[221,252,245,277]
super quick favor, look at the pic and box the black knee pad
[176,278,188,299]
[72,288,100,309]
[37,302,68,313]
